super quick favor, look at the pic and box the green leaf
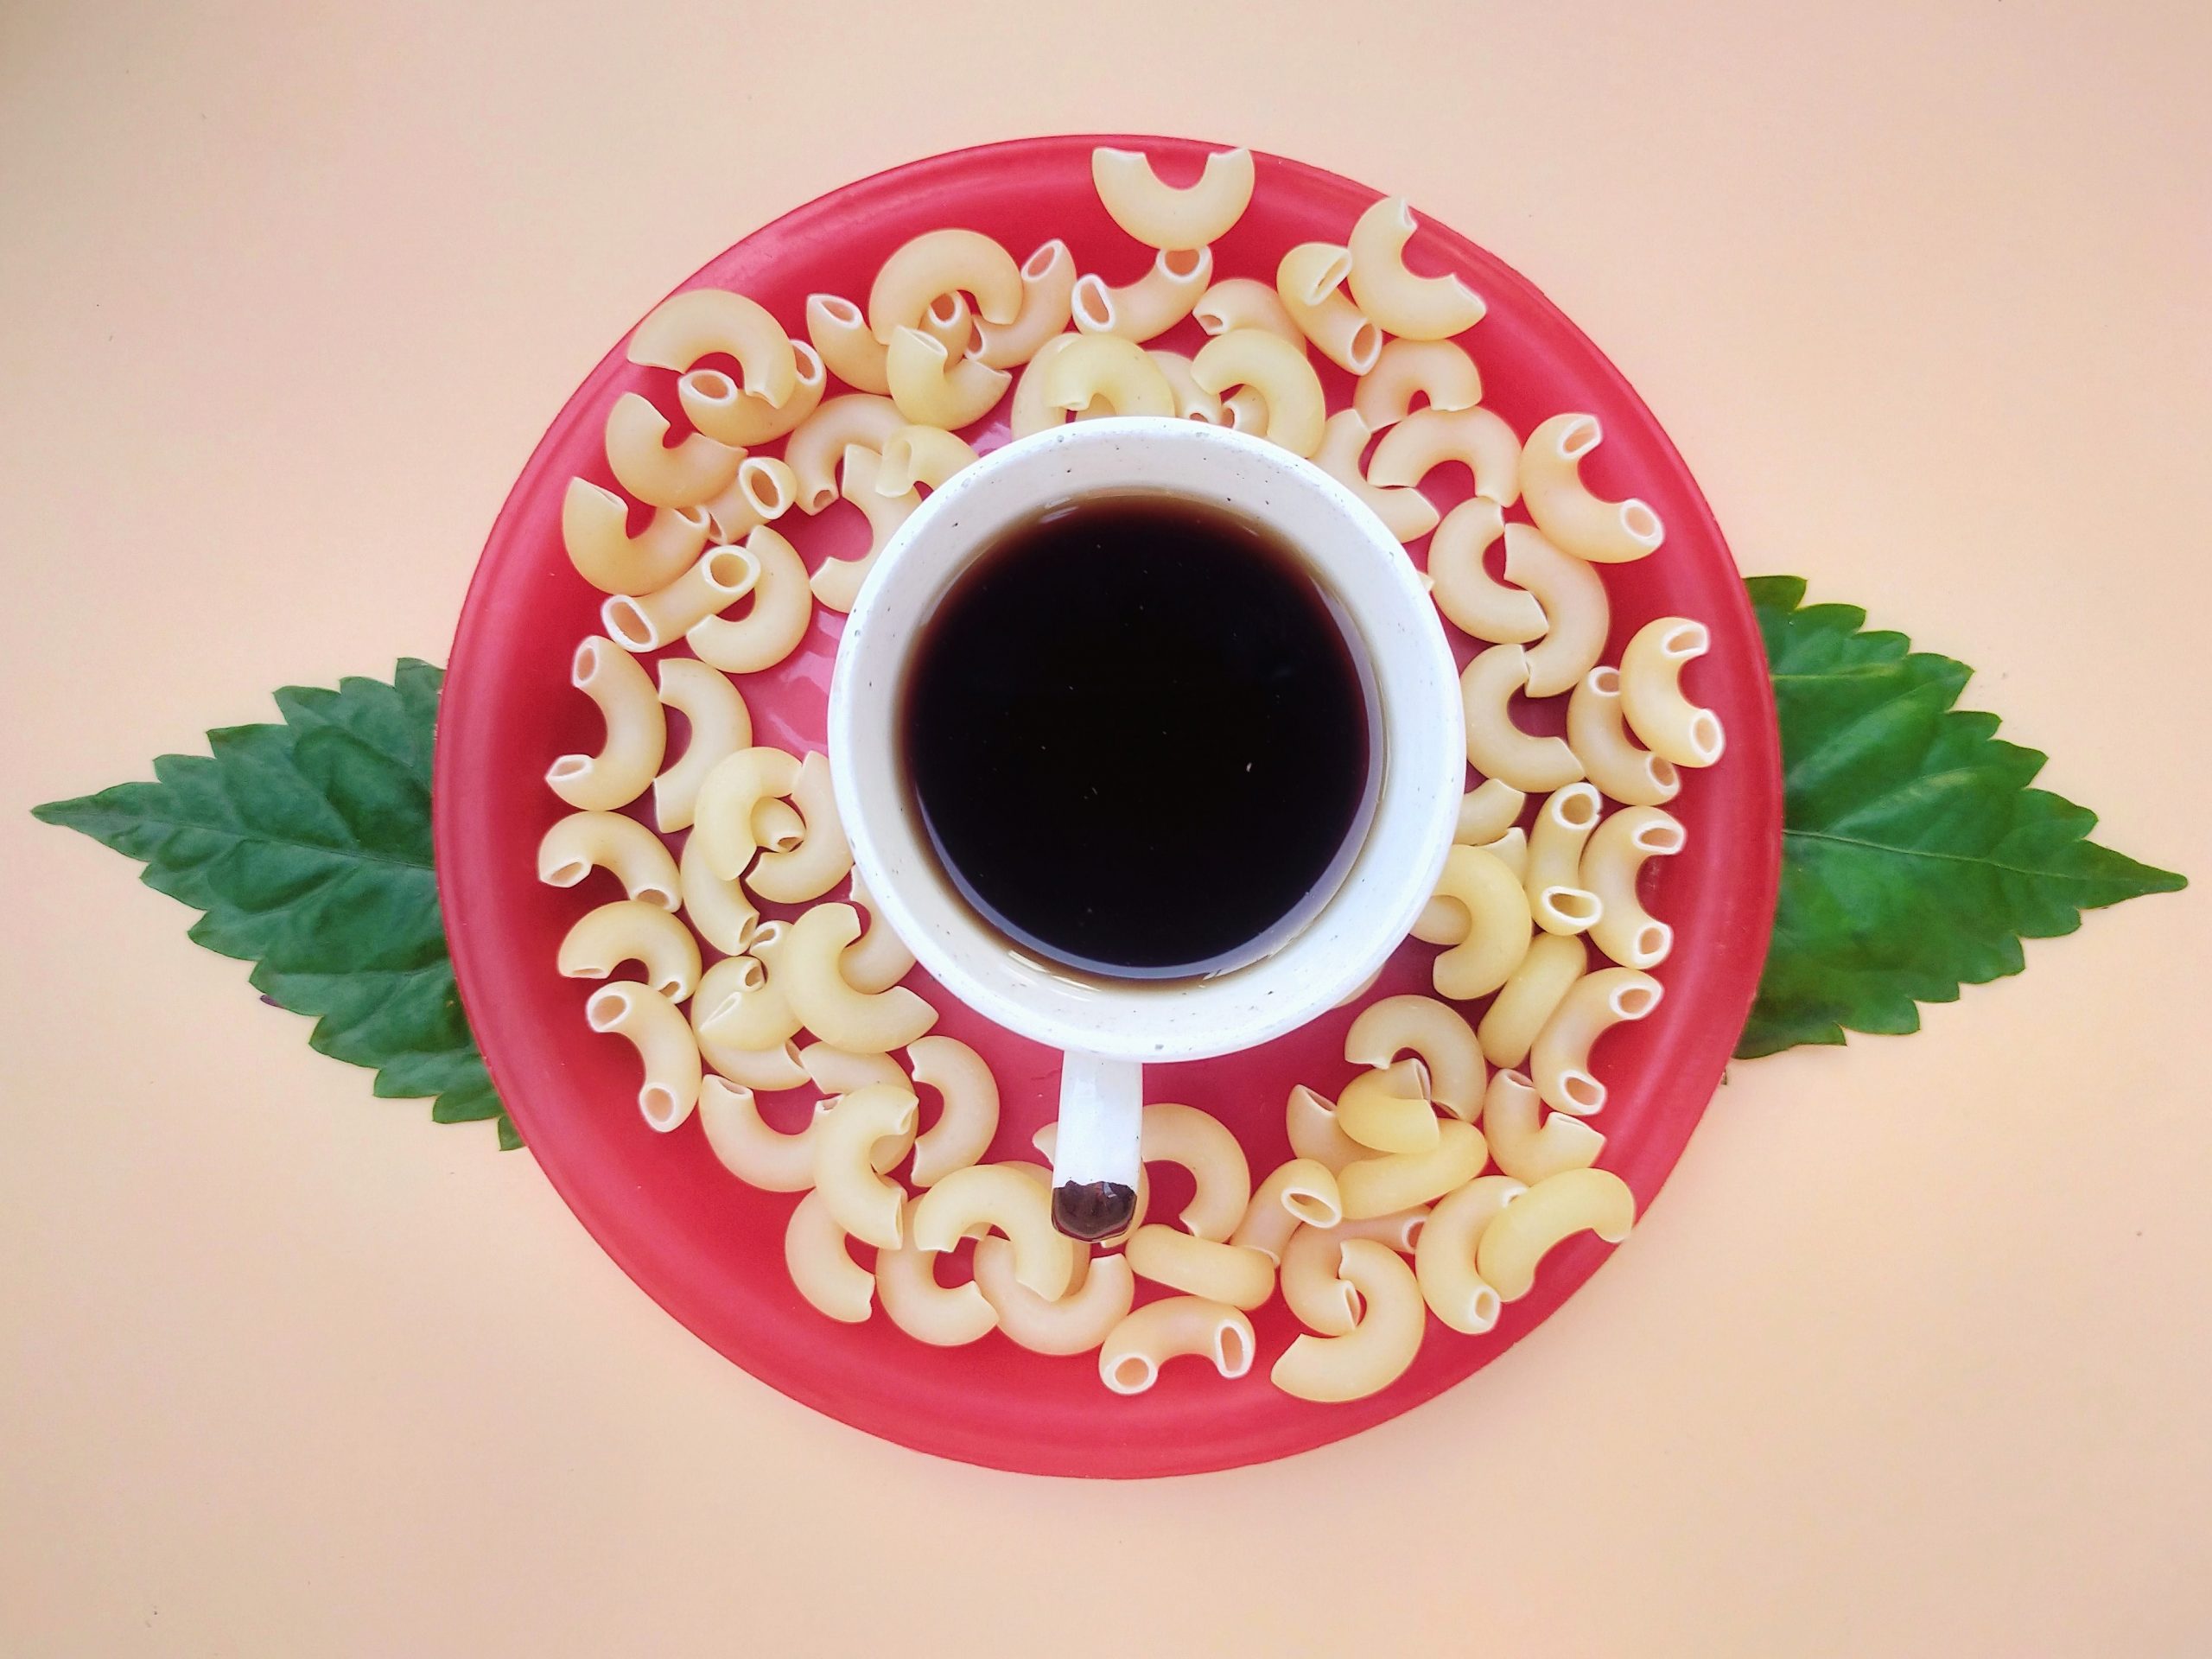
[1739,576,2186,1058]
[33,661,518,1147]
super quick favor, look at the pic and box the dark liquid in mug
[902,492,1378,979]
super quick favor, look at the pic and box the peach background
[3,1,2208,1653]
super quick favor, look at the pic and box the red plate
[435,135,1781,1478]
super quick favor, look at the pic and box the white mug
[829,418,1464,1237]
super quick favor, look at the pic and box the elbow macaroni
[1476,1166,1635,1300]
[698,454,797,544]
[1427,498,1545,644]
[1460,643,1586,793]
[1428,842,1534,1001]
[1336,1118,1488,1219]
[1090,144,1255,251]
[1344,995,1485,1121]
[1524,783,1605,937]
[785,1188,873,1323]
[1039,334,1178,418]
[558,899,702,1003]
[1369,404,1522,506]
[1521,413,1665,563]
[678,341,827,448]
[785,393,906,515]
[1478,932,1587,1071]
[1413,1175,1524,1334]
[1311,410,1440,543]
[972,239,1077,368]
[975,1238,1134,1357]
[806,292,893,395]
[628,287,799,408]
[840,869,915,995]
[1458,778,1527,844]
[686,524,814,676]
[1270,1238,1426,1402]
[1072,246,1212,344]
[866,227,1023,344]
[1619,617,1726,768]
[1190,328,1325,458]
[810,1084,918,1249]
[696,1075,831,1191]
[538,810,680,911]
[1345,195,1486,340]
[603,392,742,510]
[760,903,937,1052]
[676,828,760,956]
[1567,667,1681,807]
[1098,1297,1256,1395]
[1229,1157,1344,1262]
[1335,1058,1440,1155]
[911,1162,1077,1300]
[1192,276,1301,345]
[693,744,800,881]
[695,936,804,1052]
[1583,805,1684,970]
[546,637,665,811]
[884,326,1011,429]
[1354,338,1483,429]
[561,479,709,595]
[747,752,852,904]
[1286,1084,1365,1174]
[601,543,758,655]
[1124,1225,1276,1310]
[1505,524,1610,698]
[585,982,701,1132]
[906,1034,1000,1187]
[874,1197,997,1346]
[810,444,919,614]
[651,658,751,834]
[1530,966,1662,1116]
[1481,1066,1605,1185]
[1275,242,1382,375]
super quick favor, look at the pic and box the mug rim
[828,416,1464,1063]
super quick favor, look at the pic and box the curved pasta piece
[1415,825,1531,947]
[764,904,937,1052]
[1477,932,1586,1071]
[686,524,815,676]
[1530,967,1662,1116]
[1345,196,1486,341]
[538,810,680,911]
[785,1187,872,1323]
[1336,1058,1440,1155]
[1229,1157,1344,1263]
[1311,410,1439,543]
[840,868,915,995]
[1567,667,1681,808]
[1475,1166,1635,1300]
[874,1198,996,1346]
[785,393,905,516]
[867,228,1023,344]
[1369,404,1522,506]
[1521,413,1663,563]
[747,752,850,904]
[1146,350,1226,424]
[694,938,803,1052]
[603,393,742,511]
[811,1084,918,1249]
[975,1236,1134,1356]
[629,287,798,406]
[1619,617,1726,768]
[697,454,798,544]
[602,543,757,655]
[971,240,1077,369]
[884,327,1011,429]
[693,745,799,881]
[1190,329,1325,458]
[699,1035,808,1094]
[1220,385,1269,435]
[546,638,664,811]
[1336,1118,1488,1220]
[1271,1238,1426,1402]
[797,1042,908,1098]
[876,424,980,496]
[1354,338,1484,429]
[1460,644,1585,794]
[1429,843,1534,1001]
[906,1034,1000,1187]
[1124,1226,1275,1310]
[806,292,893,395]
[1275,242,1382,375]
[1583,806,1684,970]
[1007,335,1090,437]
[678,340,827,448]
[1427,499,1544,645]
[911,1163,1077,1300]
[1482,1066,1605,1185]
[1285,1084,1364,1174]
[1458,779,1528,845]
[1338,1208,1432,1254]
[1071,246,1212,344]
[650,658,750,834]
[1524,783,1605,937]
[1344,995,1485,1121]
[696,1074,830,1191]
[1192,276,1301,346]
[1505,525,1610,698]
[1090,144,1255,251]
[1098,1296,1255,1395]
[1032,1100,1250,1243]
[1278,1223,1363,1336]
[561,480,710,595]
[1414,1175,1525,1334]
[586,982,701,1132]
[677,829,759,956]
[1039,334,1177,418]
[558,899,701,1003]
[810,444,920,614]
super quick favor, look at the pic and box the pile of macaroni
[542,144,1725,1405]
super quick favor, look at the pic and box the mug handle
[1048,1051,1143,1242]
